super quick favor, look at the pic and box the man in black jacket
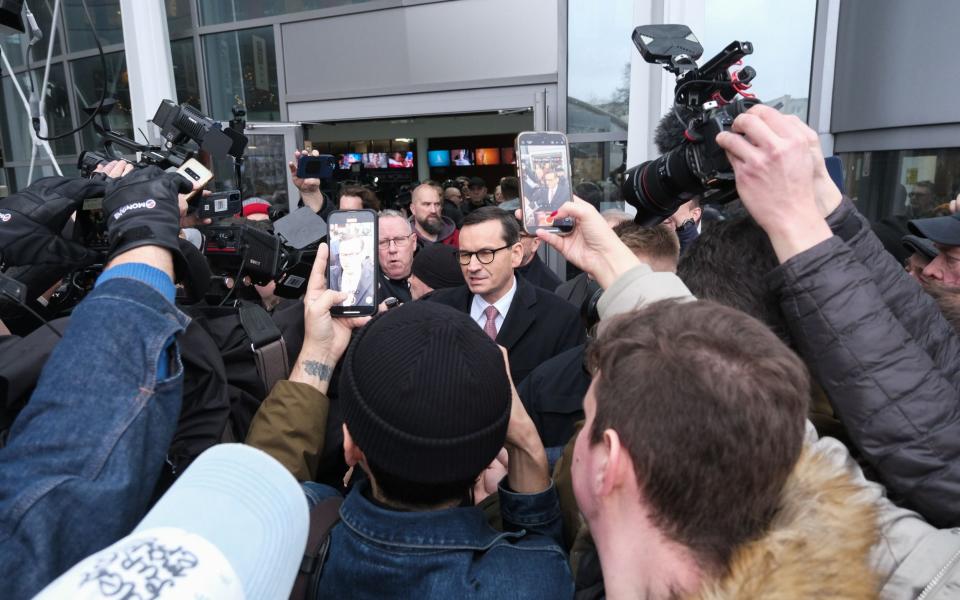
[516,230,562,292]
[427,207,583,383]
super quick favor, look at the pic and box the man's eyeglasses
[457,244,511,265]
[378,234,414,249]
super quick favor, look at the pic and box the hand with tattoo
[290,243,371,393]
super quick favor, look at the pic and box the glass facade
[566,0,632,135]
[210,133,289,205]
[0,32,25,68]
[199,0,373,26]
[165,0,193,38]
[71,51,132,152]
[203,27,280,122]
[31,0,64,57]
[25,65,77,157]
[170,38,201,109]
[64,0,124,52]
[838,148,960,223]
[570,141,628,212]
[1,76,33,163]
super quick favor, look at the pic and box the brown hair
[588,299,808,573]
[613,221,680,272]
[340,185,381,211]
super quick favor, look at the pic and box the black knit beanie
[411,244,465,290]
[339,301,510,483]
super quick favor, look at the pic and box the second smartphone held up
[516,131,574,235]
[327,209,378,317]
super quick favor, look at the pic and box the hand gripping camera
[622,24,761,226]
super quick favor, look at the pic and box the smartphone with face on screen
[516,131,575,235]
[327,209,379,317]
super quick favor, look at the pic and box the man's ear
[598,429,627,497]
[510,242,523,268]
[342,424,365,467]
[691,206,703,222]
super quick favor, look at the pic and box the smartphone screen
[516,131,574,234]
[327,209,378,316]
[297,155,337,179]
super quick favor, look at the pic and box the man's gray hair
[379,209,413,233]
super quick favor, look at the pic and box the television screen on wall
[501,147,516,165]
[363,153,389,169]
[475,148,501,165]
[339,153,362,169]
[450,149,473,166]
[428,150,451,167]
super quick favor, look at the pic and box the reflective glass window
[0,65,74,161]
[838,148,960,223]
[71,51,132,152]
[27,65,76,156]
[570,140,628,211]
[30,0,63,56]
[203,27,280,122]
[566,0,632,134]
[171,38,201,109]
[165,0,193,38]
[0,33,25,69]
[65,0,123,52]
[199,0,374,26]
[1,76,35,162]
[211,133,288,206]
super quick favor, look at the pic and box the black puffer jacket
[768,198,960,527]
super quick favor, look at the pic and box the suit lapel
[496,277,536,349]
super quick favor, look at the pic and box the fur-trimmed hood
[695,447,880,599]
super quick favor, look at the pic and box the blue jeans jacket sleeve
[498,479,566,550]
[0,277,189,600]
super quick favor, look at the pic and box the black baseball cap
[901,234,939,260]
[467,177,486,188]
[909,213,960,246]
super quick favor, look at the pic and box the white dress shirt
[470,276,518,335]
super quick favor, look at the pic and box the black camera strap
[237,301,290,395]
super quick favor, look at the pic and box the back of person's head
[339,302,510,508]
[588,299,808,572]
[461,205,520,245]
[499,176,520,200]
[613,221,680,272]
[575,182,603,211]
[677,215,789,344]
[600,209,631,227]
[411,243,465,292]
[340,185,380,211]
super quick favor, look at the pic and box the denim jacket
[303,478,574,599]
[0,276,189,599]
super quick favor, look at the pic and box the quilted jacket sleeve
[769,235,960,527]
[827,198,960,392]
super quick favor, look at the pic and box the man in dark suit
[531,169,571,215]
[426,207,583,383]
[330,234,376,307]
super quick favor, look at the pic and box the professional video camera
[202,206,328,300]
[622,24,760,226]
[77,98,247,172]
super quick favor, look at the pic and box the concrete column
[119,0,177,145]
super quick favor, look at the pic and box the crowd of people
[1,103,960,599]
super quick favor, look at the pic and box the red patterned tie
[483,305,499,340]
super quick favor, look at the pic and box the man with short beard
[409,183,459,248]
